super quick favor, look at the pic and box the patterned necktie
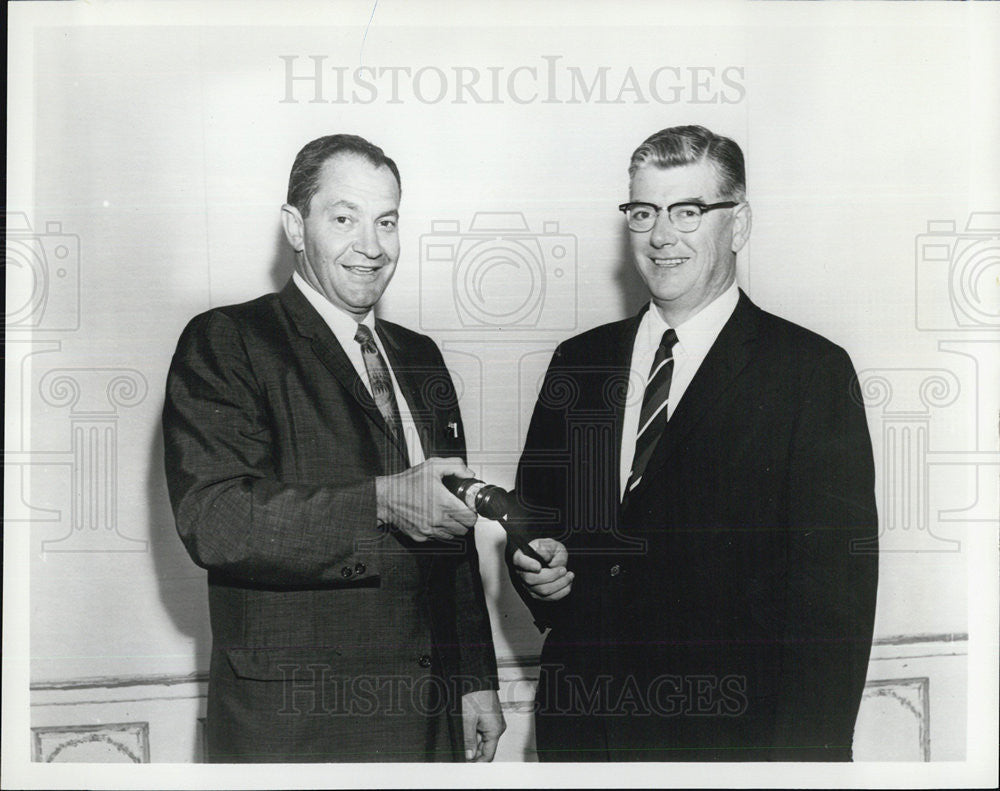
[624,328,679,497]
[354,323,408,463]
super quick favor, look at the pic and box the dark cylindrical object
[447,478,510,521]
[443,475,548,567]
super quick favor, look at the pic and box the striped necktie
[624,328,679,497]
[354,323,409,464]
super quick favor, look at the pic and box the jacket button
[354,562,366,575]
[418,654,432,668]
[341,566,353,579]
[609,564,621,577]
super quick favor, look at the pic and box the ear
[731,202,752,254]
[280,203,305,253]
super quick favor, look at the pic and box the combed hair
[286,134,401,217]
[628,125,746,200]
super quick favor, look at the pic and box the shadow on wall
[614,226,651,319]
[146,412,210,761]
[270,222,297,292]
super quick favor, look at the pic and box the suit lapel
[631,291,760,499]
[277,281,400,451]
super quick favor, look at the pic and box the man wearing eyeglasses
[507,125,879,762]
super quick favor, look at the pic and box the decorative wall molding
[856,678,930,761]
[32,671,208,692]
[33,722,150,763]
[871,632,966,646]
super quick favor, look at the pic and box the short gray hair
[628,125,746,200]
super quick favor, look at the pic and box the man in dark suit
[163,134,504,762]
[509,125,878,762]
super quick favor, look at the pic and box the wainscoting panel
[854,633,967,761]
[854,678,929,761]
[32,721,150,763]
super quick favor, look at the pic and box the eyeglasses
[618,200,739,233]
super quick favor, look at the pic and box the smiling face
[281,153,401,318]
[628,159,750,326]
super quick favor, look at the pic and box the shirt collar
[643,281,739,357]
[292,271,375,350]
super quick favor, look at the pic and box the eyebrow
[323,200,361,213]
[322,200,398,218]
[631,196,706,205]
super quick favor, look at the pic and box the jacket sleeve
[505,342,576,631]
[771,345,879,761]
[162,310,387,587]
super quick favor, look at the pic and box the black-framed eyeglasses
[618,200,739,233]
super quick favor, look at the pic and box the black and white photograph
[4,0,998,788]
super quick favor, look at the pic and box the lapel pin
[447,421,460,439]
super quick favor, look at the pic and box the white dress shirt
[292,272,425,465]
[619,282,739,499]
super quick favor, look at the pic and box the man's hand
[512,538,573,600]
[375,457,477,542]
[461,689,505,762]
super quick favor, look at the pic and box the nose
[649,211,679,248]
[353,223,383,260]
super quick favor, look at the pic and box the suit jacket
[163,280,497,762]
[510,291,878,762]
